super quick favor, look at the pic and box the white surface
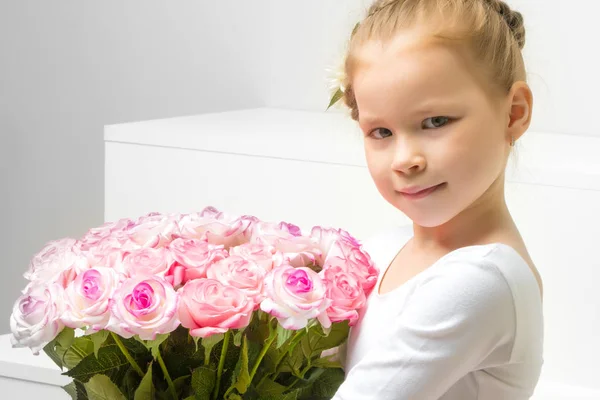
[0,334,70,388]
[103,108,600,394]
[0,376,67,400]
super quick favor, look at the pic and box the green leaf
[44,340,64,370]
[62,380,88,400]
[134,362,154,400]
[191,366,216,399]
[201,333,224,364]
[173,374,190,395]
[48,335,95,370]
[63,337,95,370]
[254,377,287,397]
[295,366,346,400]
[62,381,78,399]
[232,335,251,394]
[226,394,243,400]
[311,368,345,398]
[295,368,325,400]
[282,389,300,400]
[142,333,169,359]
[276,324,293,349]
[311,353,343,369]
[116,335,150,356]
[122,367,143,400]
[161,327,204,378]
[63,344,131,383]
[84,374,127,400]
[89,330,109,359]
[279,343,305,377]
[301,321,349,360]
[326,88,344,111]
[56,328,76,350]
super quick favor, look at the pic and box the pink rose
[310,226,363,267]
[108,276,179,340]
[10,282,65,355]
[84,237,127,271]
[323,241,378,292]
[251,222,321,268]
[25,238,89,288]
[76,218,136,252]
[337,229,362,247]
[198,206,221,218]
[176,210,256,249]
[124,213,180,249]
[122,247,172,278]
[166,238,228,287]
[62,267,123,332]
[275,221,303,237]
[310,226,340,251]
[206,255,268,307]
[228,242,284,271]
[178,279,254,338]
[310,227,343,266]
[321,264,366,326]
[260,265,331,330]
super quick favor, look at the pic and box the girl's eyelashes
[369,128,393,139]
[367,116,453,139]
[422,116,452,129]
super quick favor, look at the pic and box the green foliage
[192,366,216,399]
[84,374,126,400]
[49,320,350,399]
[133,362,154,400]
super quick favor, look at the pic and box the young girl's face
[353,30,512,228]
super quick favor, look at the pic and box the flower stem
[157,349,177,400]
[110,332,144,377]
[212,330,231,400]
[251,333,277,389]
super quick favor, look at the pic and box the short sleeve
[332,259,516,400]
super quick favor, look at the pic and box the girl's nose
[390,139,426,175]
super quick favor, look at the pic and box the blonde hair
[341,0,527,121]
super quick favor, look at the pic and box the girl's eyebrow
[358,115,385,126]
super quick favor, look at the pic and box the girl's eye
[422,116,450,129]
[369,128,393,139]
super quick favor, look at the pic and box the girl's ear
[506,81,533,143]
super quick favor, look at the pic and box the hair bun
[488,0,526,49]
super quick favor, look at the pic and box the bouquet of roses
[9,206,377,399]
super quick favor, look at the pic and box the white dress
[332,225,544,400]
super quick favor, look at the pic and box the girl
[331,0,544,399]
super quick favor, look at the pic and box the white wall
[0,0,268,333]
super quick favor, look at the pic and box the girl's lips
[399,183,446,199]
